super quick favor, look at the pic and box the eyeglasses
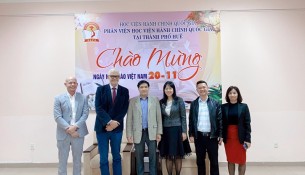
[109,75,120,79]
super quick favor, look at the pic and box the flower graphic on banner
[186,11,220,33]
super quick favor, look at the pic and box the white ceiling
[0,0,116,3]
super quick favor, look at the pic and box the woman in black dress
[158,81,191,175]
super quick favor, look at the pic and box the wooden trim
[83,144,98,153]
[123,143,133,152]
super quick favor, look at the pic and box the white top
[67,92,76,125]
[197,97,211,132]
[165,100,172,116]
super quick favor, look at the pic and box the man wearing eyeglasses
[95,68,129,175]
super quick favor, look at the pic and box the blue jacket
[53,92,89,140]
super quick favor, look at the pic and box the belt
[142,128,148,131]
[198,131,210,137]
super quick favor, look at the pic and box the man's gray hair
[65,76,77,83]
[108,68,120,75]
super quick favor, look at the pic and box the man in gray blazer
[54,77,89,175]
[126,80,162,175]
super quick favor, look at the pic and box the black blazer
[221,103,251,144]
[188,97,222,139]
[94,84,129,133]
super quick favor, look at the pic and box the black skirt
[158,126,192,159]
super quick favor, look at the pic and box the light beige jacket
[126,95,162,143]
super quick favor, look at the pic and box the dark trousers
[134,130,157,175]
[194,133,219,175]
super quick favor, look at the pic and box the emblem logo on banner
[83,22,100,42]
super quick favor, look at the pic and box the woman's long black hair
[160,81,177,104]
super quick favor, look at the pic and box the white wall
[0,0,305,163]
[221,9,305,162]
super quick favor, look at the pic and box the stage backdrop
[75,11,221,110]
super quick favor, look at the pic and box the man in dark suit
[95,69,129,175]
[189,80,222,175]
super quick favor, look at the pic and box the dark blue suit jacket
[94,84,129,133]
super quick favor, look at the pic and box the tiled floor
[1,165,305,175]
[220,165,305,175]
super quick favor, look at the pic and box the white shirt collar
[67,92,76,98]
[111,84,118,89]
[199,97,208,103]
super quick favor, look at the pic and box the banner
[75,11,221,110]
